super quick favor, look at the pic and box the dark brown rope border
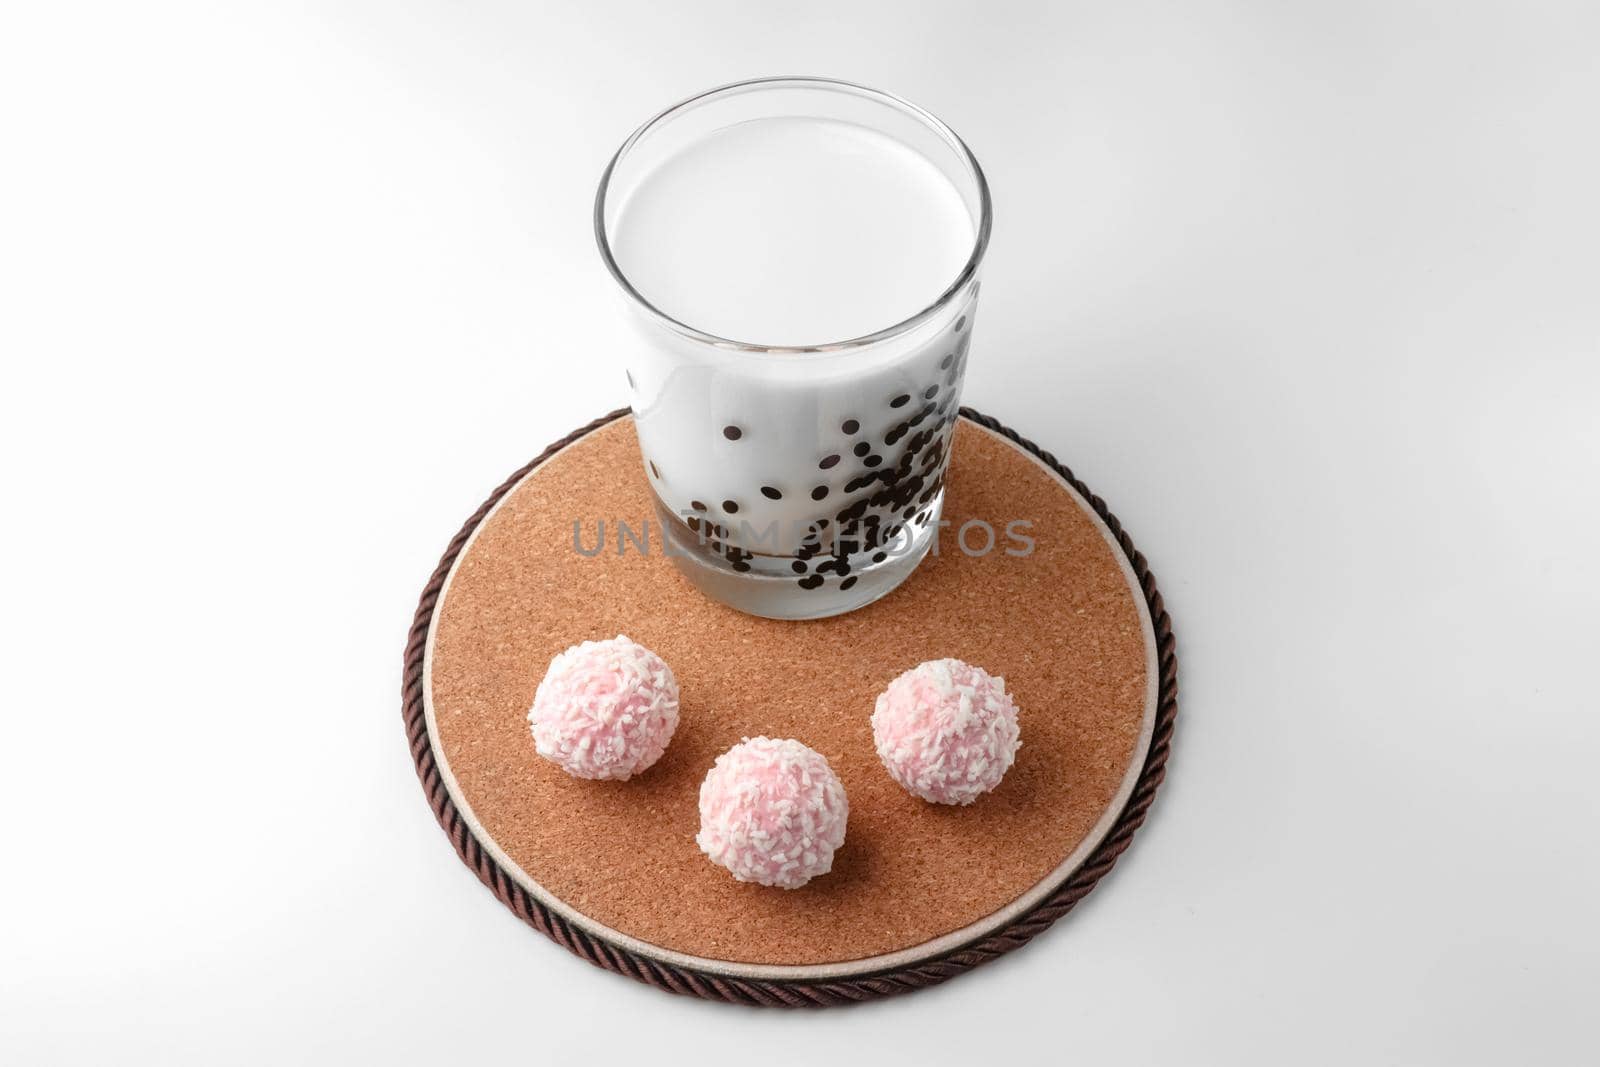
[401,407,1178,1007]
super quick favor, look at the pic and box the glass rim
[593,76,993,355]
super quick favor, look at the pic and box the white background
[3,2,1597,1063]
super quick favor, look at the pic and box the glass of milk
[595,77,991,620]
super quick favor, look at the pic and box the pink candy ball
[696,737,849,889]
[528,635,679,781]
[872,658,1022,805]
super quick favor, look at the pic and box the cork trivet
[404,408,1177,1005]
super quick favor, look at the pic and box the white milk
[612,116,974,347]
[609,114,982,618]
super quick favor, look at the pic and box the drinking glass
[594,77,991,620]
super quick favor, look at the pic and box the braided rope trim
[401,406,1178,1007]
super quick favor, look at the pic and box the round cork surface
[406,408,1176,1002]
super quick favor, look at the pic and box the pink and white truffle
[696,737,849,889]
[527,635,679,781]
[872,658,1022,805]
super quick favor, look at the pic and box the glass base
[652,491,941,620]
